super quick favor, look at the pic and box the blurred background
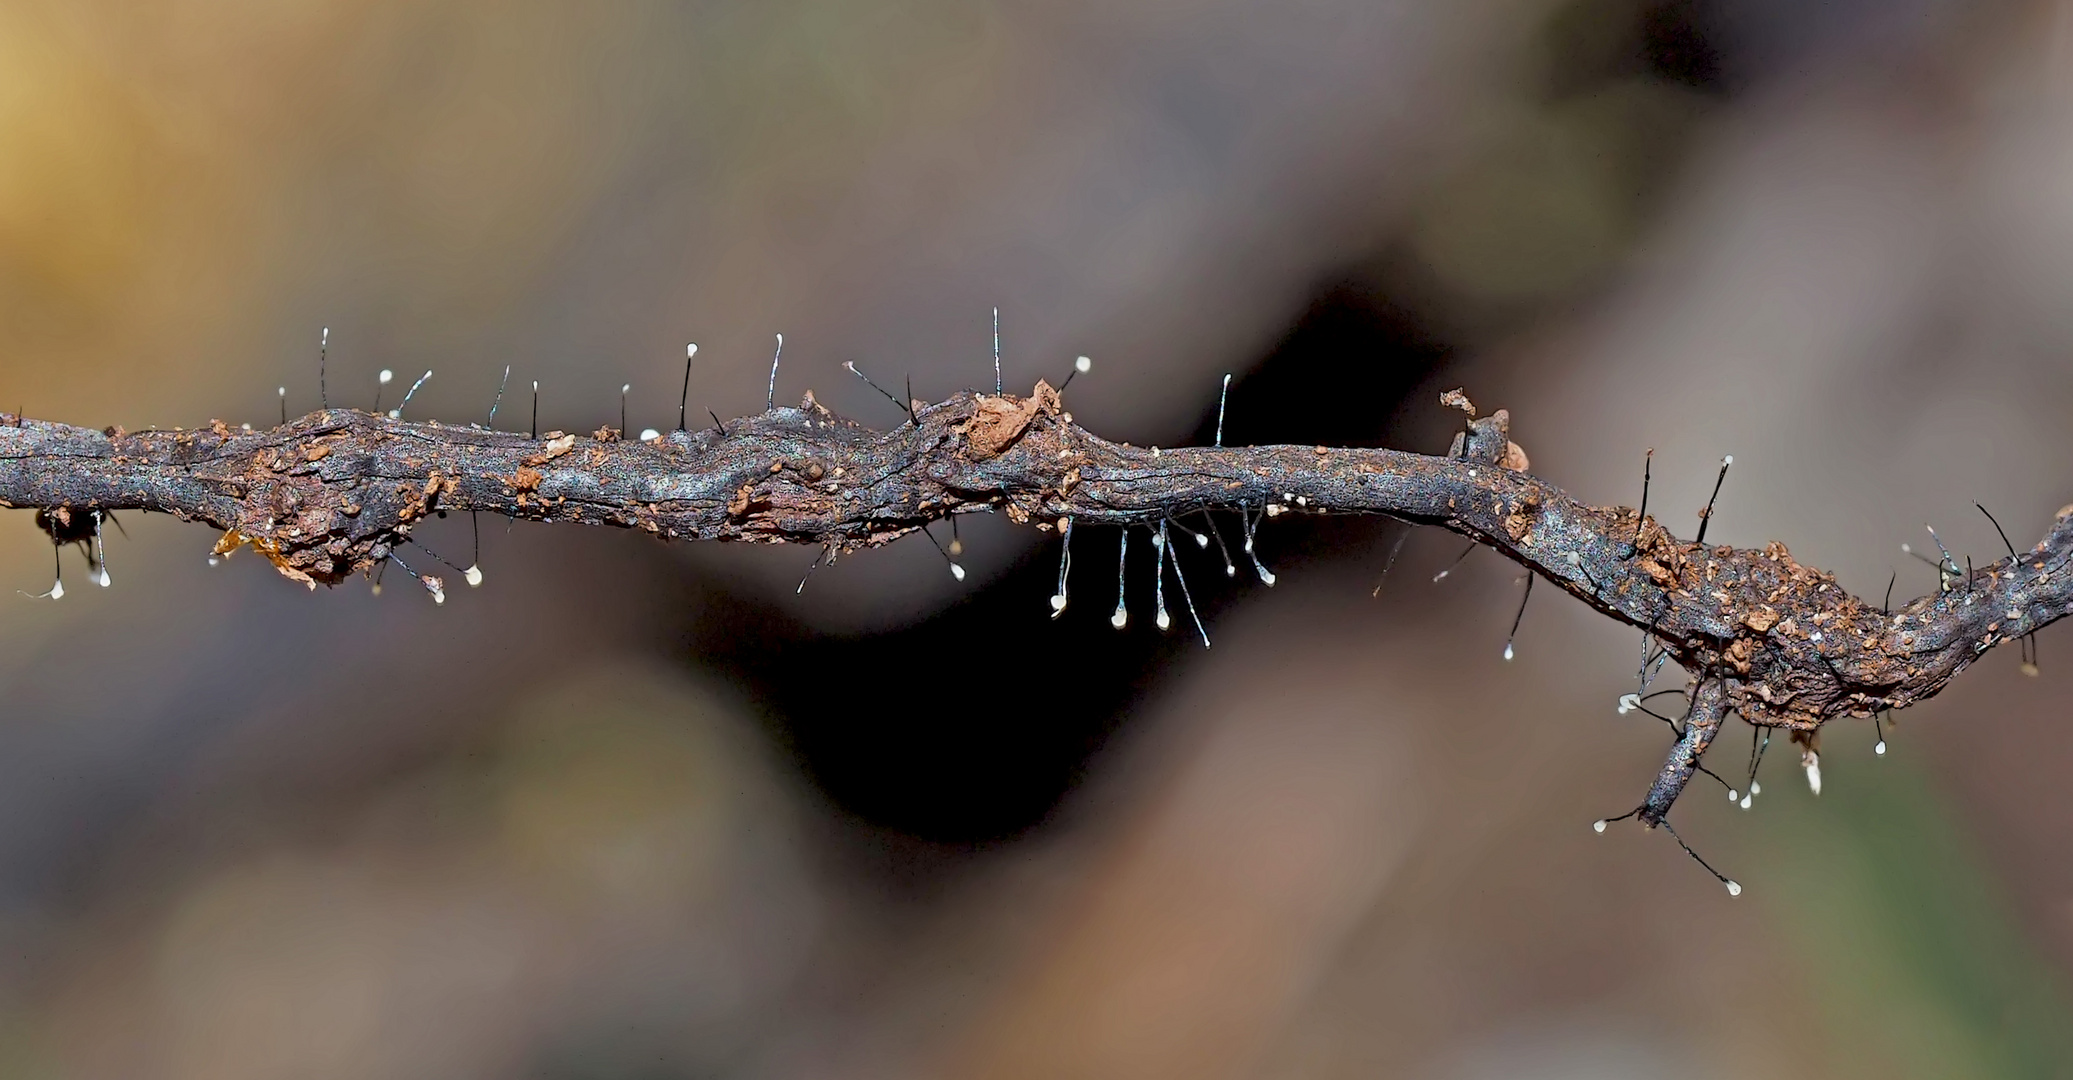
[0,0,2070,1076]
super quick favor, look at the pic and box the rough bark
[1642,678,1732,826]
[3,384,2067,824]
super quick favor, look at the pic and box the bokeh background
[0,1,2070,1076]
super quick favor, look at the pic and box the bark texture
[4,386,2066,822]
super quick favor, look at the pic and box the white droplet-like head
[639,428,660,441]
[949,563,966,582]
[1617,693,1640,715]
[1802,750,1822,796]
[1050,593,1067,612]
[388,409,401,419]
[1194,533,1209,549]
[379,369,393,385]
[1901,543,1913,554]
[1224,565,1236,577]
[1592,819,1607,833]
[206,553,222,567]
[1502,642,1514,661]
[1750,781,1761,796]
[464,564,484,588]
[1259,569,1276,586]
[1874,739,1887,756]
[687,343,699,360]
[1723,455,1734,466]
[1725,880,1742,897]
[1728,788,1740,802]
[1740,794,1752,810]
[1075,355,1091,374]
[93,566,110,588]
[1110,606,1128,630]
[621,383,630,394]
[1156,611,1171,631]
[47,579,63,600]
[425,576,446,605]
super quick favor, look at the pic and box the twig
[2,388,2066,823]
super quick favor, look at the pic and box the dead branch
[3,384,2067,830]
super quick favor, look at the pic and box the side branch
[1,385,2068,740]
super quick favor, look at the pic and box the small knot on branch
[961,380,1062,459]
[1443,391,1530,470]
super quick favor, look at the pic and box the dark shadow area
[1643,0,1725,91]
[1542,0,1729,99]
[690,280,1453,843]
